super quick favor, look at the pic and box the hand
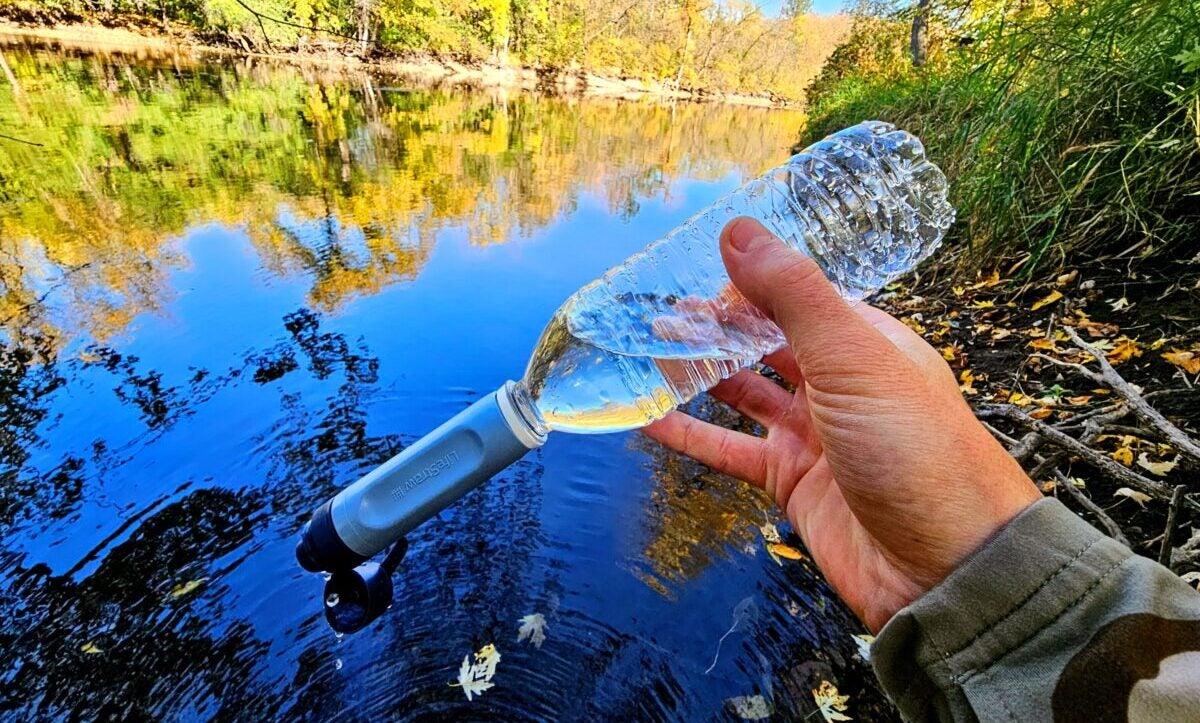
[644,217,1042,632]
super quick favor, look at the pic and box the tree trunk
[910,0,929,67]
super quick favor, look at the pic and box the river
[0,41,897,720]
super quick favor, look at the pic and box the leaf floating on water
[726,694,774,720]
[81,641,103,655]
[517,613,548,649]
[852,634,875,662]
[170,578,209,599]
[813,680,852,722]
[767,543,805,561]
[1136,453,1178,477]
[449,644,500,701]
[1114,487,1152,507]
[705,597,759,675]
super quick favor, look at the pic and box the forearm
[872,497,1200,722]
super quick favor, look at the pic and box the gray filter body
[297,382,545,572]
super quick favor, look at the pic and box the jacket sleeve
[870,497,1200,722]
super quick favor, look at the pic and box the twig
[976,404,1200,511]
[0,133,43,147]
[1063,326,1200,465]
[1053,471,1131,548]
[1159,485,1188,568]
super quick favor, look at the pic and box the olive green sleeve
[870,497,1200,722]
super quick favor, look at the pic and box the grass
[799,0,1200,275]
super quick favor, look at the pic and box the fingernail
[727,219,760,253]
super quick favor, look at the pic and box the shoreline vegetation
[0,1,852,107]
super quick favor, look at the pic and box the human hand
[644,217,1042,632]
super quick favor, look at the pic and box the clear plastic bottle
[298,120,954,572]
[515,120,954,434]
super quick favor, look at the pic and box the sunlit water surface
[0,42,897,720]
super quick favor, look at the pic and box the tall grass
[800,0,1200,273]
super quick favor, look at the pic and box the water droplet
[325,593,339,607]
[334,659,343,670]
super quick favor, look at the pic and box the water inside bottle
[520,305,755,434]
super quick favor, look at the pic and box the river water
[0,41,896,720]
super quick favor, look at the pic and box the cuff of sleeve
[870,497,1132,719]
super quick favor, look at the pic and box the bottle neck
[498,380,550,446]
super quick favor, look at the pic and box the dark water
[0,42,896,720]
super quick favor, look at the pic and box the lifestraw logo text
[392,450,459,499]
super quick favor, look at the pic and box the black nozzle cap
[296,499,370,573]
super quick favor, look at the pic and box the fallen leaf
[970,270,1002,290]
[1031,290,1064,311]
[952,285,965,297]
[1110,297,1131,311]
[1064,395,1093,405]
[901,317,926,334]
[1004,391,1033,407]
[81,641,103,654]
[1055,270,1078,286]
[726,694,774,720]
[517,613,548,649]
[1114,487,1152,507]
[1162,349,1200,375]
[939,344,959,361]
[1027,338,1059,351]
[1150,338,1167,351]
[767,543,806,561]
[1137,453,1178,477]
[170,578,209,599]
[970,300,995,309]
[759,522,781,544]
[990,327,1013,341]
[813,680,852,722]
[1030,408,1054,420]
[852,634,875,662]
[450,644,500,701]
[1106,337,1142,364]
[959,369,977,395]
[1112,446,1134,466]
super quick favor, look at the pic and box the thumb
[719,217,909,389]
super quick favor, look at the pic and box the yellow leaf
[1027,338,1058,351]
[1114,487,1152,507]
[1162,349,1200,375]
[1031,290,1063,311]
[812,680,852,722]
[990,327,1012,341]
[958,369,977,395]
[1055,270,1078,286]
[939,345,959,361]
[970,300,995,309]
[1030,408,1054,420]
[970,270,1002,290]
[1136,453,1178,477]
[1106,337,1143,364]
[170,578,208,598]
[1004,391,1033,407]
[767,543,806,561]
[1150,338,1167,351]
[901,317,926,334]
[1112,446,1134,466]
[81,641,103,654]
[952,285,965,297]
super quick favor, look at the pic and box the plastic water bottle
[297,121,954,572]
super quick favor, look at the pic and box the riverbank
[0,20,788,108]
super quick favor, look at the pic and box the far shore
[0,21,794,108]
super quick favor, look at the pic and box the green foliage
[801,0,1200,271]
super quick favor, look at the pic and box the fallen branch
[1052,470,1131,548]
[976,404,1200,512]
[1062,326,1200,465]
[1159,485,1188,568]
